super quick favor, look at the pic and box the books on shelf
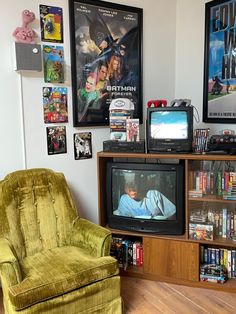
[189,223,214,241]
[200,263,227,284]
[110,236,143,269]
[189,170,236,199]
[109,117,127,141]
[126,119,140,142]
[109,116,140,142]
[190,208,236,240]
[189,212,208,223]
[189,189,203,198]
[200,245,236,281]
[192,128,210,153]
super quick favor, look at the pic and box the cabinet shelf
[197,278,236,292]
[120,265,144,275]
[97,152,236,293]
[189,196,236,203]
[187,237,236,248]
[110,227,187,241]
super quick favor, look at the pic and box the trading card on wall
[43,45,64,83]
[43,87,68,123]
[40,5,64,43]
[74,132,92,160]
[46,126,67,155]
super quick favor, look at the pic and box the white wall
[2,0,233,223]
[0,0,176,223]
[0,1,25,177]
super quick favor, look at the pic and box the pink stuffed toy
[13,9,37,43]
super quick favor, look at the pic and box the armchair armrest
[0,238,22,286]
[70,218,112,257]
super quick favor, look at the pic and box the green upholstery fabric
[0,168,122,314]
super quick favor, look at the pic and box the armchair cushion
[9,246,119,310]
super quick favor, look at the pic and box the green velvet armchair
[0,168,122,314]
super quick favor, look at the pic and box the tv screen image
[106,162,185,235]
[150,111,188,139]
[112,168,176,220]
[147,106,193,153]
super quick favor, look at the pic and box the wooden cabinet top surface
[97,151,236,161]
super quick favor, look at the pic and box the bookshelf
[97,151,236,292]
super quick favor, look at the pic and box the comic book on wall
[40,5,64,43]
[43,87,68,123]
[43,45,64,83]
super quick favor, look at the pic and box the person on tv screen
[117,182,176,218]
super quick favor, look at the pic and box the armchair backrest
[0,168,78,260]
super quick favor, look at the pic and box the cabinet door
[143,238,199,281]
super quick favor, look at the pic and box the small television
[106,162,185,235]
[147,106,193,153]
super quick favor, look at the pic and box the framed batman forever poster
[68,0,143,126]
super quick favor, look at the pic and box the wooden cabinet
[143,238,199,281]
[97,151,236,292]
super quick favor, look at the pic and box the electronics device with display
[146,106,193,153]
[106,162,185,235]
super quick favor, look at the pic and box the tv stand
[97,151,236,292]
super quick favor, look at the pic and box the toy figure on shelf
[13,9,37,43]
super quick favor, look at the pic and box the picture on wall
[39,5,64,43]
[43,87,68,123]
[203,0,236,123]
[43,45,64,83]
[73,132,92,160]
[46,126,67,155]
[68,0,143,126]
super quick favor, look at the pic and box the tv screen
[150,111,188,140]
[147,106,193,153]
[106,162,185,234]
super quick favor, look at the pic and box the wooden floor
[121,277,236,313]
[1,276,236,313]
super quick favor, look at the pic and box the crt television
[106,161,185,235]
[147,106,193,153]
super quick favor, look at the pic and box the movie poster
[69,0,142,126]
[204,0,236,122]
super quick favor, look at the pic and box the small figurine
[13,9,37,43]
